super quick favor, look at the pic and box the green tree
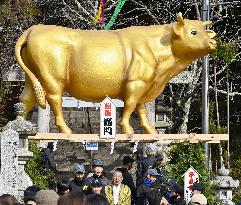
[26,141,55,189]
[166,141,219,204]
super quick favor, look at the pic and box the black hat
[57,180,69,192]
[91,178,103,187]
[191,183,203,191]
[167,179,177,188]
[123,155,134,165]
[93,159,104,166]
[23,185,41,203]
[170,183,184,195]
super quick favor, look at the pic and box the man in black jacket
[116,155,136,204]
[40,142,56,172]
[169,183,186,205]
[136,168,162,205]
[86,159,110,188]
[69,164,92,195]
[136,146,156,186]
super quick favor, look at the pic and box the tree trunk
[178,98,192,133]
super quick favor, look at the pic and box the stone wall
[28,107,143,181]
[29,107,143,134]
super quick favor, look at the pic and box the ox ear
[206,30,216,38]
[172,25,182,37]
[203,21,213,26]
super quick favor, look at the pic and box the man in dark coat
[136,146,156,186]
[169,183,186,205]
[136,168,162,205]
[40,142,56,172]
[116,155,136,204]
[69,164,92,195]
[86,159,110,187]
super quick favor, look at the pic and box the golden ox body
[15,13,216,134]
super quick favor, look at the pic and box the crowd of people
[0,146,208,205]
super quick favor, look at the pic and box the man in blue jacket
[136,168,162,205]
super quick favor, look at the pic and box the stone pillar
[143,101,158,157]
[0,129,19,197]
[212,165,239,205]
[3,103,37,199]
[38,103,50,133]
[38,103,50,148]
[145,101,155,127]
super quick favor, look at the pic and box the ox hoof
[121,125,134,134]
[59,126,72,134]
[143,127,158,134]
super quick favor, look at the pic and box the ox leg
[120,81,146,134]
[46,93,72,134]
[20,75,37,119]
[136,103,158,134]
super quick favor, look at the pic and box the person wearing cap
[35,190,59,205]
[69,163,92,195]
[90,178,105,195]
[191,183,203,195]
[136,145,156,186]
[188,193,207,205]
[105,170,131,205]
[162,179,176,203]
[116,155,136,205]
[189,183,207,205]
[136,168,162,205]
[87,159,110,188]
[169,183,186,205]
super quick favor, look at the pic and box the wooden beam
[28,133,228,143]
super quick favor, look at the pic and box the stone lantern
[212,165,239,205]
[3,103,37,199]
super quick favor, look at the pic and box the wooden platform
[28,133,228,143]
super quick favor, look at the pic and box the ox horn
[177,12,185,27]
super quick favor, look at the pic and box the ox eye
[191,30,198,35]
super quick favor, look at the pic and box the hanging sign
[85,142,98,151]
[100,96,116,138]
[183,166,201,203]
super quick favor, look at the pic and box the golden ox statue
[15,13,216,134]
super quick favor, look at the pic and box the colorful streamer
[104,0,126,30]
[92,0,105,26]
[100,0,105,26]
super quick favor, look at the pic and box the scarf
[144,177,153,187]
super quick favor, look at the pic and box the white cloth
[113,184,121,205]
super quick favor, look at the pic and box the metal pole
[201,0,210,169]
[227,67,230,169]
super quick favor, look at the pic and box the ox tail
[15,26,46,109]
